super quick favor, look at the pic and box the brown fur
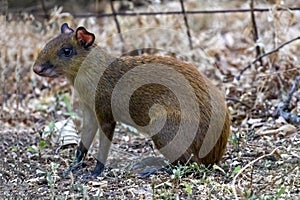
[94,55,230,165]
[33,24,230,174]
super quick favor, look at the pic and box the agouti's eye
[63,48,72,57]
[58,46,76,59]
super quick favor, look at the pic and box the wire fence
[98,1,300,51]
[6,0,300,50]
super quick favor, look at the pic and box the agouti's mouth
[33,62,59,78]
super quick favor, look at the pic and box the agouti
[33,23,231,177]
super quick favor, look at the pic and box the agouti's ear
[75,27,95,48]
[61,23,74,34]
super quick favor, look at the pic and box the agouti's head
[33,23,95,79]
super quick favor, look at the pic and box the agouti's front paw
[91,160,105,176]
[80,160,105,180]
[62,149,88,177]
[63,161,86,177]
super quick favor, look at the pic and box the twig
[231,148,279,200]
[28,7,300,18]
[39,0,49,19]
[236,36,300,80]
[179,0,193,50]
[0,79,3,118]
[110,0,124,43]
[273,76,300,124]
[226,97,252,109]
[260,164,298,192]
[250,0,263,66]
[0,0,8,22]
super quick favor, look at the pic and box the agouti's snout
[33,61,58,77]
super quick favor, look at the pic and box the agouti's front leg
[66,103,98,175]
[90,120,116,177]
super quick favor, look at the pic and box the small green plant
[244,188,252,199]
[172,164,185,180]
[41,121,56,138]
[275,187,286,199]
[233,165,242,174]
[55,93,79,117]
[11,146,18,152]
[39,139,47,148]
[46,162,60,200]
[229,132,243,149]
[27,145,39,154]
[61,93,72,112]
[184,183,193,196]
[170,161,212,180]
[26,124,51,159]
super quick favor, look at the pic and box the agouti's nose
[33,64,43,74]
[33,61,54,74]
[33,61,57,77]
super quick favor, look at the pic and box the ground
[0,0,299,199]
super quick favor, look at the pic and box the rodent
[33,23,231,177]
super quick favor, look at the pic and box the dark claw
[79,160,105,180]
[63,160,87,177]
[63,161,83,176]
[91,160,105,176]
[62,147,88,177]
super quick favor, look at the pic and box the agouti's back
[95,55,230,165]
